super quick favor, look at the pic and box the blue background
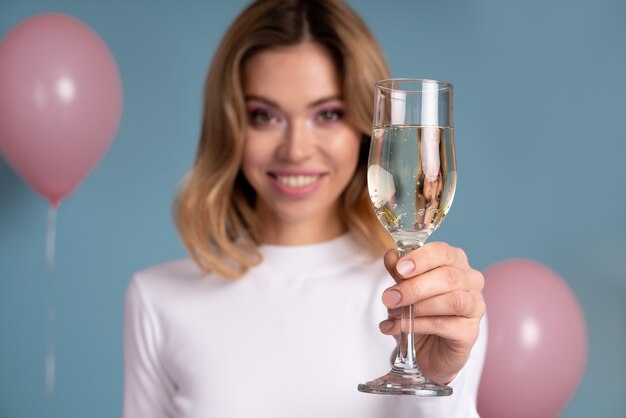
[1,0,625,417]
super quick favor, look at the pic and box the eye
[316,108,345,123]
[248,109,280,126]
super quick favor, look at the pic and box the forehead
[243,42,341,105]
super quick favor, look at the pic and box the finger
[379,316,481,347]
[382,265,483,308]
[385,242,468,281]
[383,249,402,284]
[387,307,403,318]
[390,291,484,319]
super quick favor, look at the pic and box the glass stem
[392,247,422,376]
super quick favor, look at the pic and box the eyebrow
[244,94,343,110]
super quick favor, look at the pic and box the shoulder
[127,258,224,305]
[134,258,205,282]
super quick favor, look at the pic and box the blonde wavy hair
[175,0,394,278]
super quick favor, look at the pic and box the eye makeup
[245,96,347,128]
[314,106,346,124]
[246,102,284,128]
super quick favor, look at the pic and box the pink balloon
[0,13,122,207]
[478,259,587,418]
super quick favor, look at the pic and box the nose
[277,118,315,162]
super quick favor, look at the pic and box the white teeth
[276,175,319,188]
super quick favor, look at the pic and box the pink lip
[270,169,326,176]
[267,171,327,198]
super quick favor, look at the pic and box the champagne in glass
[359,79,456,396]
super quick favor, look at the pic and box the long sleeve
[123,277,175,418]
[122,239,488,418]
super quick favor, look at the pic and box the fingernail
[379,320,394,332]
[396,259,415,276]
[382,289,402,307]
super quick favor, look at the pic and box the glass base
[358,370,452,396]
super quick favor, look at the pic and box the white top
[124,234,487,418]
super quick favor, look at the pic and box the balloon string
[45,205,58,413]
[46,206,57,272]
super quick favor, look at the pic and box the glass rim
[375,78,453,92]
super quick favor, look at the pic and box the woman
[124,0,486,417]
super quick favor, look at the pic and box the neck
[257,210,347,246]
[262,222,347,245]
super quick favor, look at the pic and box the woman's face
[242,42,361,245]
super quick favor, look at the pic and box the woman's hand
[379,242,485,385]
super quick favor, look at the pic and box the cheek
[327,129,361,175]
[241,130,267,185]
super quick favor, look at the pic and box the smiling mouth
[274,174,321,188]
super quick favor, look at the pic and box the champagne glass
[358,78,456,396]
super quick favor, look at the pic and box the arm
[123,277,175,418]
[390,315,487,417]
[380,242,487,416]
